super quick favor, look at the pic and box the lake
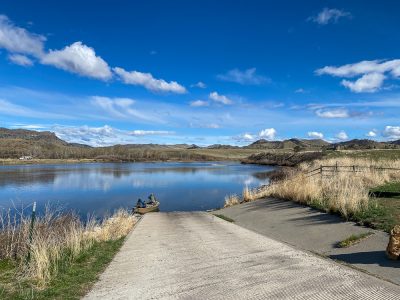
[0,162,273,218]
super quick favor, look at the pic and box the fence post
[26,201,36,263]
[320,165,323,179]
[353,165,356,173]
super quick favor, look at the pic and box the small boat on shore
[134,201,160,214]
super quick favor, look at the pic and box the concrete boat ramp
[85,212,400,299]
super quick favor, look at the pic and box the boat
[134,201,160,214]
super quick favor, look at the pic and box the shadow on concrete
[242,198,347,225]
[330,251,399,269]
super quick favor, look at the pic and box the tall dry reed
[0,207,137,286]
[227,157,400,217]
[223,194,240,208]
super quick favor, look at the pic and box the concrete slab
[219,198,400,285]
[85,212,400,299]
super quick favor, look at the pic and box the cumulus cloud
[366,130,377,137]
[341,72,385,93]
[113,67,186,94]
[316,59,400,77]
[235,133,256,142]
[315,108,349,118]
[308,131,324,139]
[382,126,400,140]
[234,128,278,143]
[308,8,351,25]
[209,92,233,105]
[217,68,269,85]
[53,125,118,146]
[41,42,112,80]
[8,54,33,66]
[191,81,206,88]
[335,130,349,141]
[190,100,209,107]
[53,125,174,146]
[0,15,45,57]
[259,128,277,140]
[316,59,400,93]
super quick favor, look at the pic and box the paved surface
[219,198,400,285]
[85,212,400,299]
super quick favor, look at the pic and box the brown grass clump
[223,194,241,208]
[0,207,137,286]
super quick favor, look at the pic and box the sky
[0,0,400,146]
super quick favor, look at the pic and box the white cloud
[382,126,400,140]
[41,42,112,80]
[316,59,400,93]
[309,8,351,25]
[190,100,209,107]
[209,91,233,105]
[366,130,377,137]
[315,108,349,118]
[53,125,118,146]
[217,68,269,85]
[10,124,46,130]
[8,54,33,66]
[308,131,324,139]
[235,128,277,143]
[295,88,306,93]
[341,72,385,93]
[191,81,206,88]
[91,96,161,124]
[91,96,135,118]
[130,130,174,136]
[316,59,400,77]
[335,130,349,141]
[236,133,256,142]
[259,128,277,140]
[0,15,45,57]
[113,67,186,94]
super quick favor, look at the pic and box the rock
[386,225,400,260]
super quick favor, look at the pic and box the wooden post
[320,165,323,179]
[26,201,36,263]
[353,165,356,173]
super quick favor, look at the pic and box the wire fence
[306,163,400,178]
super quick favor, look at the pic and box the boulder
[386,225,400,260]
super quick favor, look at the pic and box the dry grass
[0,207,136,287]
[229,157,400,218]
[223,194,241,208]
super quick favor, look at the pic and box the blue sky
[0,0,400,146]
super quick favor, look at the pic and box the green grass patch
[0,238,125,300]
[350,198,400,232]
[214,214,235,223]
[337,232,374,248]
[370,182,400,197]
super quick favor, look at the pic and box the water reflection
[0,162,273,218]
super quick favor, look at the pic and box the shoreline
[0,157,246,166]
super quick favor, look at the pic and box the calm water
[0,162,273,218]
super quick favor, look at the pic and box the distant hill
[0,128,400,160]
[0,128,66,144]
[245,138,329,150]
[389,140,400,145]
[329,139,400,150]
[207,144,240,149]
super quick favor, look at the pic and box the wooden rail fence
[306,163,400,178]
